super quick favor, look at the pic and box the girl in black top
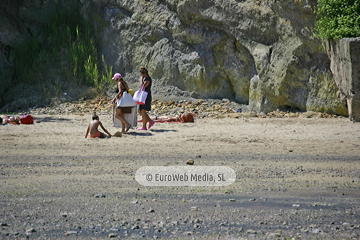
[137,67,155,130]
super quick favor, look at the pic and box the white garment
[113,106,138,128]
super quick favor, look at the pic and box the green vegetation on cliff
[10,1,111,99]
[315,0,360,39]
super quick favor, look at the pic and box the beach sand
[1,114,360,239]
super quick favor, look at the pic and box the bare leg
[139,109,151,129]
[115,108,130,133]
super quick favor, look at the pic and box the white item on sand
[113,105,137,129]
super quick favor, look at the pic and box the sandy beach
[1,114,360,239]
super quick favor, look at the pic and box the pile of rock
[151,99,242,118]
[28,98,113,115]
[27,98,244,118]
[26,98,341,119]
[265,109,340,119]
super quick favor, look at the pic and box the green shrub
[98,55,113,94]
[315,0,360,39]
[12,0,112,96]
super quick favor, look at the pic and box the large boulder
[323,38,360,121]
[90,0,346,114]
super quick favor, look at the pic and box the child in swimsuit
[85,115,111,138]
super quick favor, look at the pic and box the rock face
[84,0,348,114]
[0,0,349,115]
[323,38,360,121]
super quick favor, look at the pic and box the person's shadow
[149,129,178,133]
[34,116,72,122]
[125,129,178,135]
[126,132,153,136]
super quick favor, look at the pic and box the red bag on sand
[19,115,34,124]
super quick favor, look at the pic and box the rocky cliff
[0,0,349,115]
[94,0,349,115]
[323,38,360,122]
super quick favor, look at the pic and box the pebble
[170,221,179,225]
[131,225,140,230]
[190,206,198,211]
[246,229,257,234]
[224,189,233,194]
[183,231,193,236]
[95,193,106,198]
[186,159,194,165]
[108,233,117,238]
[266,232,282,238]
[194,219,201,223]
[61,212,68,217]
[26,228,36,233]
[64,231,77,236]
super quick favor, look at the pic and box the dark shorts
[139,94,151,111]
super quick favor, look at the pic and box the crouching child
[85,115,111,138]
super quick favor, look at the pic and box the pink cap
[112,73,122,79]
